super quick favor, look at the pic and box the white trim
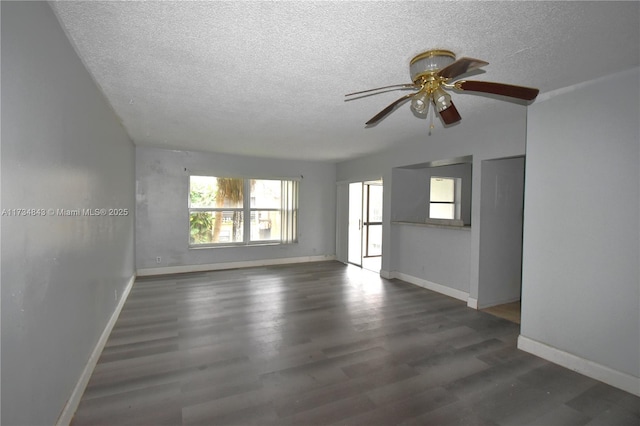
[336,176,383,185]
[518,335,640,397]
[136,255,336,277]
[56,274,136,426]
[380,269,392,279]
[389,271,469,303]
[467,297,478,309]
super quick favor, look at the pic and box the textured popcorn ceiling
[51,1,639,162]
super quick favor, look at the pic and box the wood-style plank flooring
[72,261,640,425]
[482,301,521,324]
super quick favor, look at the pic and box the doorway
[477,156,525,323]
[348,180,383,272]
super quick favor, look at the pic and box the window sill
[189,241,295,249]
[425,218,464,227]
[392,220,471,230]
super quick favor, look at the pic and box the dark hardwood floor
[72,261,639,425]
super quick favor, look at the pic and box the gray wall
[336,102,528,299]
[478,157,525,308]
[392,224,472,293]
[521,67,639,380]
[390,168,431,223]
[1,2,136,425]
[136,146,336,271]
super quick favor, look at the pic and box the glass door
[363,182,383,258]
[347,182,363,266]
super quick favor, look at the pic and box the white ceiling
[51,1,639,162]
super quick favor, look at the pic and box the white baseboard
[468,296,522,310]
[518,335,640,397]
[56,274,136,426]
[136,255,336,277]
[380,269,392,279]
[467,297,478,309]
[389,271,470,303]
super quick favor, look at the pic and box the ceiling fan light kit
[346,49,539,127]
[410,92,429,114]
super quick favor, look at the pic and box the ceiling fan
[346,49,539,126]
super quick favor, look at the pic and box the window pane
[251,179,281,208]
[367,224,382,256]
[190,176,243,208]
[189,176,218,208]
[368,185,383,222]
[430,177,455,202]
[215,178,244,208]
[429,203,455,219]
[250,210,281,241]
[190,211,243,244]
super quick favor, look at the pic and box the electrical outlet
[156,256,161,264]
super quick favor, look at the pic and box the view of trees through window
[189,176,244,244]
[189,176,296,245]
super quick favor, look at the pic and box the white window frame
[428,176,463,225]
[188,176,298,247]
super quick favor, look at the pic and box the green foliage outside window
[189,212,214,244]
[189,176,244,244]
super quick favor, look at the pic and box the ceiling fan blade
[437,57,489,80]
[439,101,462,125]
[346,83,418,97]
[365,92,417,126]
[455,80,539,100]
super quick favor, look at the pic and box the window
[429,176,461,220]
[189,176,298,246]
[391,159,471,226]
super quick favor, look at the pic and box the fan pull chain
[428,101,435,135]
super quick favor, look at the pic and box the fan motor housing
[410,49,456,83]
